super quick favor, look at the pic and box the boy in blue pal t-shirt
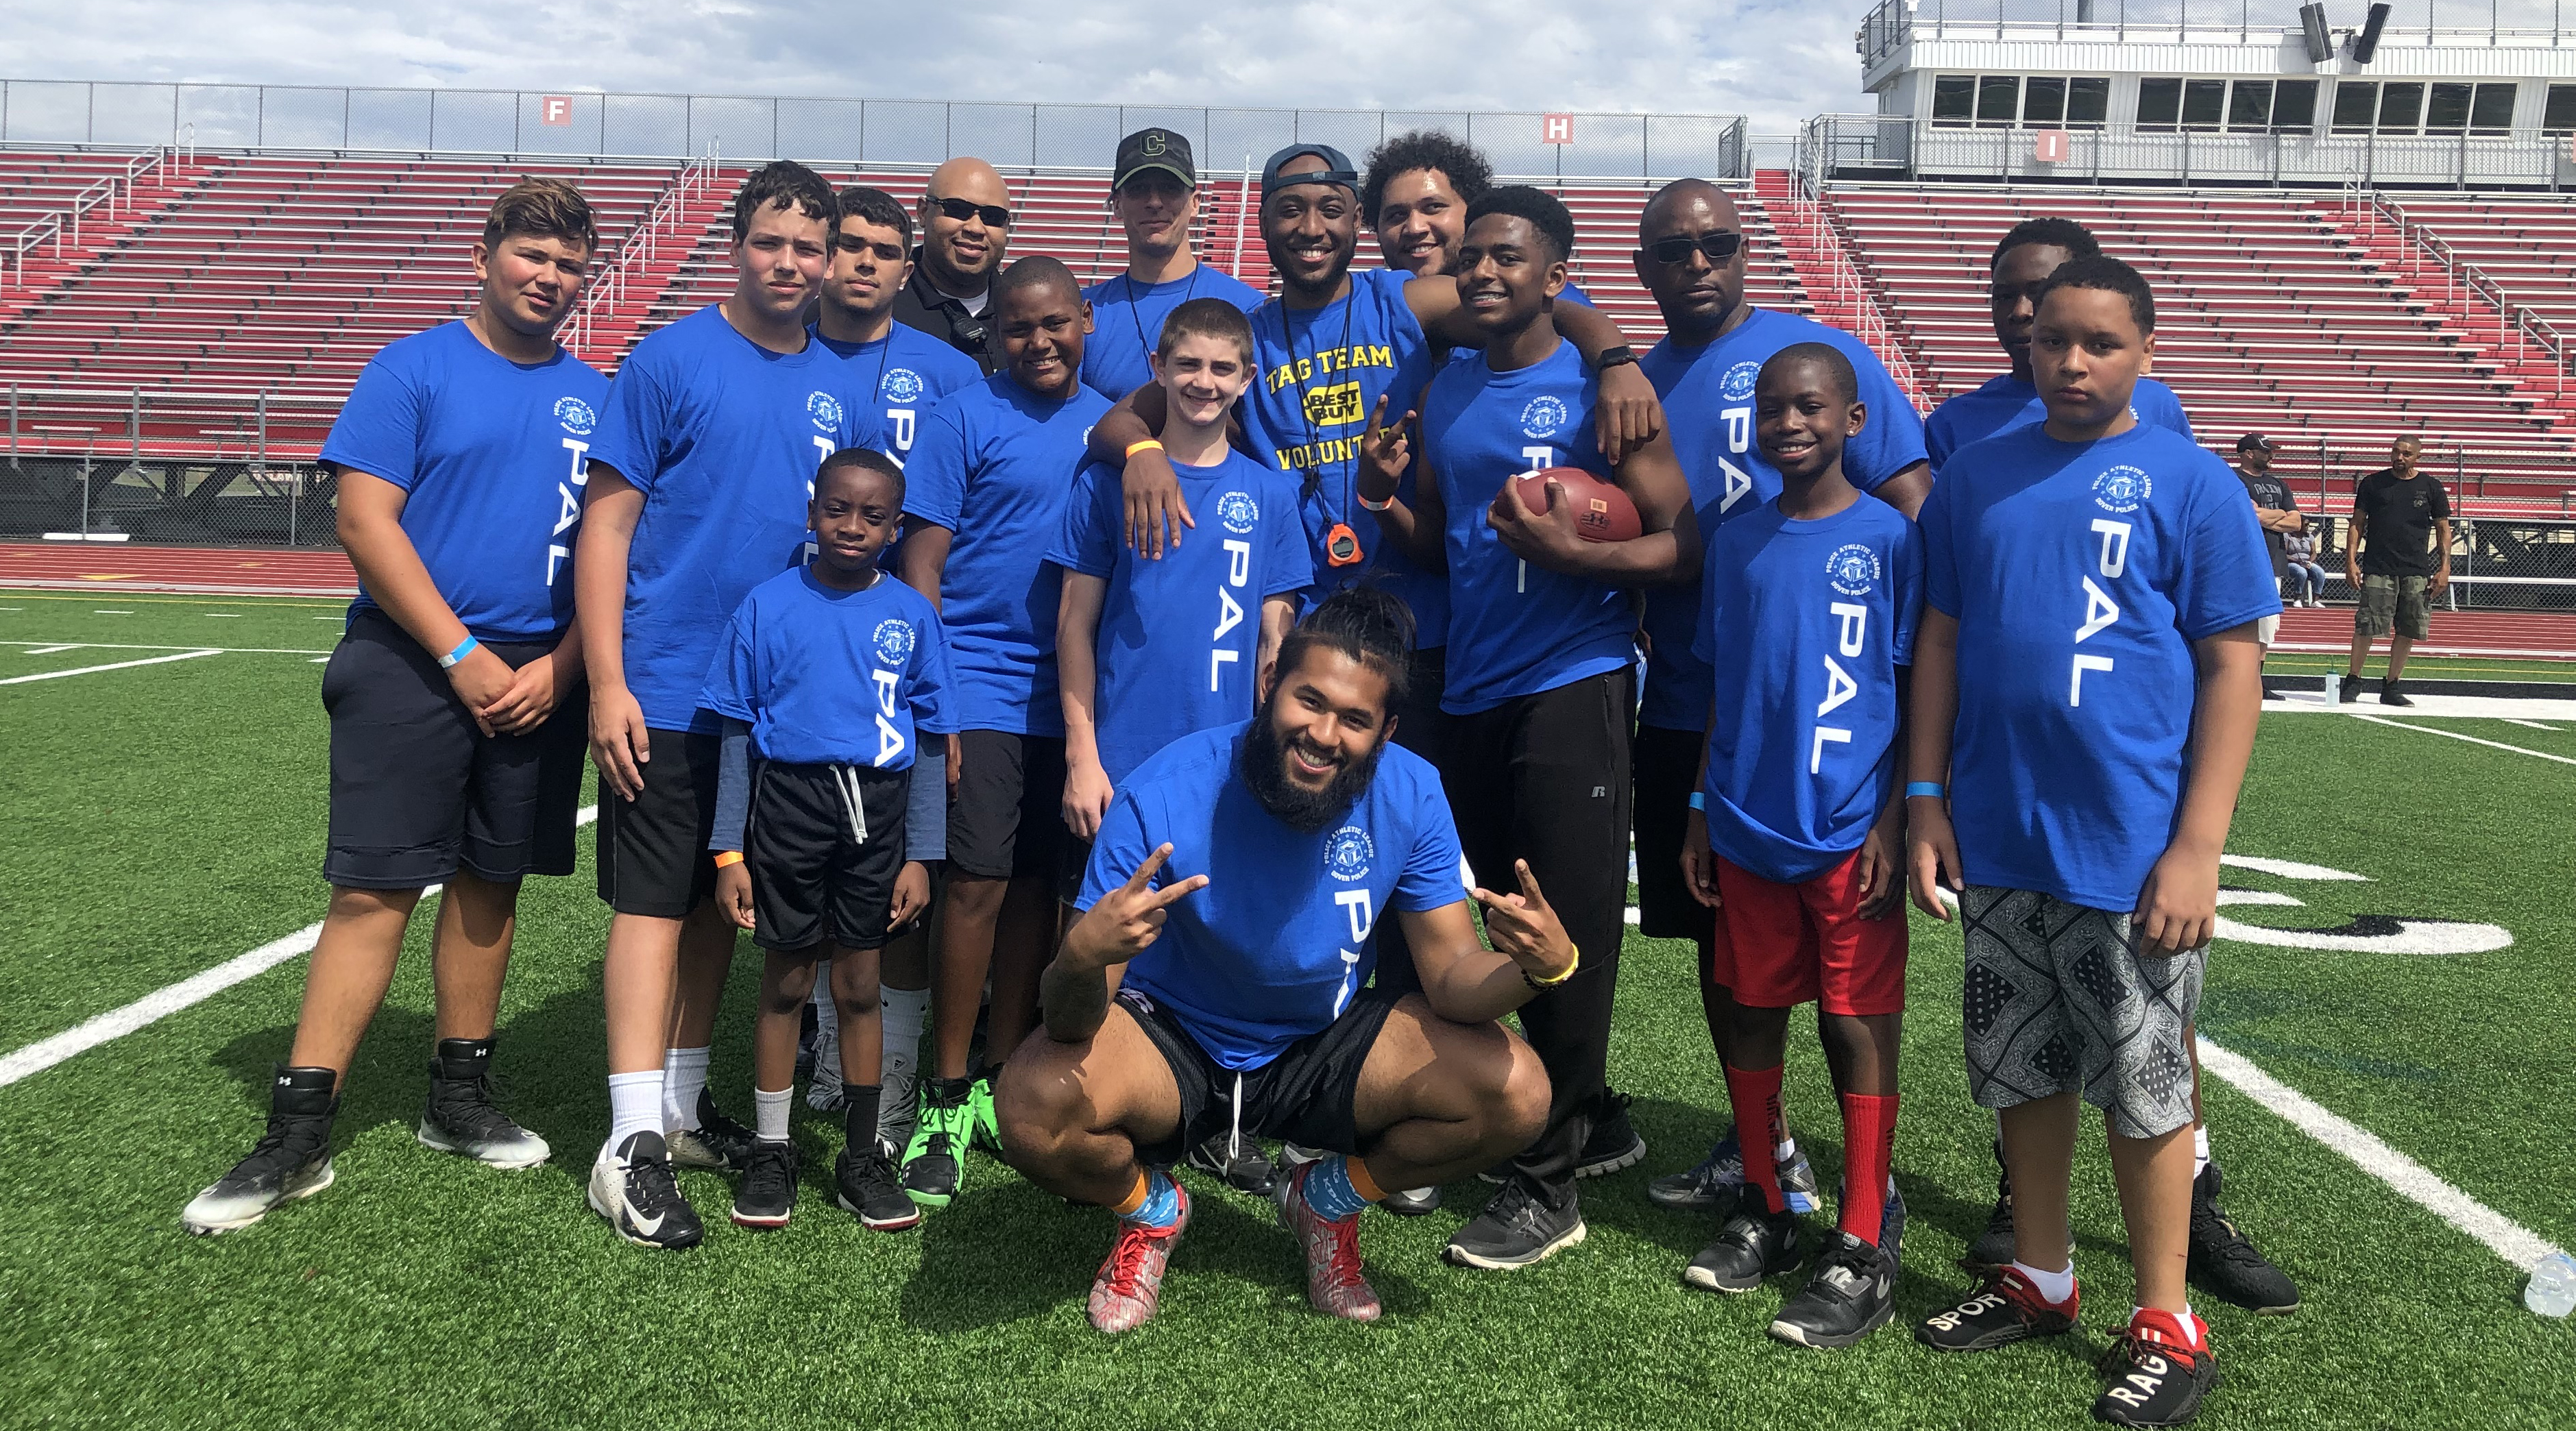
[1908,257,2274,1431]
[897,255,1113,1209]
[1054,297,1312,825]
[815,185,985,469]
[699,450,954,1238]
[1677,344,1919,1350]
[576,161,877,1251]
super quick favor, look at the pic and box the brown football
[1510,466,1643,543]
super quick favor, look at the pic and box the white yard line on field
[20,644,80,655]
[2195,1038,2567,1273]
[2350,713,2576,767]
[0,808,600,1090]
[0,639,332,656]
[0,649,221,685]
[2503,719,2560,732]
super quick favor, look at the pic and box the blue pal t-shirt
[1926,373,2191,474]
[904,372,1113,735]
[1048,451,1314,789]
[698,567,958,769]
[1240,269,1447,646]
[1692,498,1922,883]
[1422,339,1636,716]
[1078,722,1469,1071]
[321,321,608,641]
[1078,266,1266,403]
[814,323,983,468]
[588,306,881,733]
[1636,308,1928,732]
[1921,420,2279,911]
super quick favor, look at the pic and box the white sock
[605,1070,664,1160]
[2012,1258,2077,1305]
[664,1045,711,1130]
[2193,1125,2211,1180]
[2136,1304,2204,1346]
[1775,1135,1797,1162]
[882,985,927,1082]
[811,961,839,1035]
[753,1085,794,1143]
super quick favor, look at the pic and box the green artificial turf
[3,594,2573,1429]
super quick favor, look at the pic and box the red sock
[1838,1092,1899,1245]
[1723,1063,1788,1214]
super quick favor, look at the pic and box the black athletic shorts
[1117,984,1404,1168]
[596,726,722,918]
[947,729,1070,881]
[321,608,585,890]
[1632,721,1715,943]
[746,761,910,953]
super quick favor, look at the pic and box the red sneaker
[1086,1183,1191,1334]
[1275,1162,1382,1321]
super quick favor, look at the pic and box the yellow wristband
[1123,438,1165,459]
[712,850,745,869]
[1522,946,1580,990]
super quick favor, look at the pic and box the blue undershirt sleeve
[906,747,947,864]
[712,718,753,853]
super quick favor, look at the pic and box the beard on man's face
[1239,700,1386,834]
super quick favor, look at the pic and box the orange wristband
[1124,438,1164,459]
[712,850,745,869]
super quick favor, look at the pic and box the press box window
[1978,75,2021,127]
[2546,84,2576,133]
[1932,75,1975,127]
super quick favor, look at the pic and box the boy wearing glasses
[894,157,1017,374]
[1625,179,1928,1218]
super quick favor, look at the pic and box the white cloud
[0,0,1875,157]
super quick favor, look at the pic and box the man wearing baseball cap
[2235,432,2302,702]
[1079,127,1263,404]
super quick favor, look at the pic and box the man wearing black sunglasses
[893,157,1017,374]
[1623,178,1932,1223]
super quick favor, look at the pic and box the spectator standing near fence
[2341,435,2451,708]
[2234,434,2301,702]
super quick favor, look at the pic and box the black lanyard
[1272,287,1359,504]
[1126,266,1204,376]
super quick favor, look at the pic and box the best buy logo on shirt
[1303,382,1365,428]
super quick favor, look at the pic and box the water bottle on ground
[2527,1251,2576,1318]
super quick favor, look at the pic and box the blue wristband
[1904,781,1946,800]
[438,635,480,670]
[1686,792,1707,811]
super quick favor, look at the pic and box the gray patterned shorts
[1960,887,2204,1139]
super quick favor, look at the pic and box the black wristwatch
[1590,345,1637,374]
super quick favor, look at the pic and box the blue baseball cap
[1260,143,1359,198]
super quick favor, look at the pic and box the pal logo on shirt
[1216,490,1260,535]
[1519,395,1570,441]
[553,396,596,436]
[1826,543,1881,598]
[807,391,845,434]
[883,368,925,404]
[1719,360,1762,402]
[1325,826,1374,883]
[871,617,916,669]
[2092,465,2152,514]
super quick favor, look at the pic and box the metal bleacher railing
[2,144,182,289]
[0,80,1752,182]
[555,149,718,360]
[2343,185,2575,395]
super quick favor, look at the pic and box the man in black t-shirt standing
[2342,435,2451,707]
[2235,433,2302,702]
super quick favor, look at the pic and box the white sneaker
[586,1131,705,1249]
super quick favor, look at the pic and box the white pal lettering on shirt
[886,408,916,460]
[871,667,906,766]
[1717,456,1754,514]
[1722,406,1751,455]
[2070,652,2114,707]
[1829,600,1868,658]
[2091,519,2133,578]
[1331,888,1376,1017]
[2077,576,2120,643]
[1223,538,1252,589]
[1810,726,1851,774]
[1817,654,1859,718]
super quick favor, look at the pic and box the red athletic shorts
[1706,850,1907,1015]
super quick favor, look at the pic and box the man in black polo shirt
[892,157,1014,374]
[2234,433,2302,702]
[2341,435,2451,707]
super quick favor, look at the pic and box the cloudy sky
[0,0,1876,136]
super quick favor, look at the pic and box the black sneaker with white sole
[2187,1161,2298,1314]
[1183,1130,1278,1196]
[1916,1265,2078,1352]
[1770,1230,1899,1347]
[587,1130,705,1250]
[1444,1179,1586,1269]
[1647,1129,1745,1210]
[731,1140,801,1229]
[1684,1189,1804,1294]
[1577,1092,1647,1177]
[182,1065,339,1235]
[667,1090,755,1171]
[2092,1310,2220,1427]
[836,1140,920,1231]
[416,1038,550,1169]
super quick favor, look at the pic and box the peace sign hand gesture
[1355,393,1415,509]
[1472,858,1579,986]
[1064,843,1209,973]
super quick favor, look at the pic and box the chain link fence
[0,82,1750,179]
